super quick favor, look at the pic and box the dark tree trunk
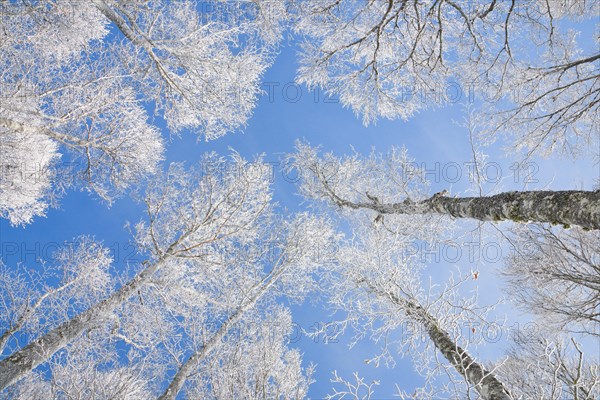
[391,294,512,400]
[335,190,600,230]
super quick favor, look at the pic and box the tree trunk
[421,312,512,400]
[0,259,165,390]
[358,278,512,399]
[157,302,247,400]
[334,190,600,230]
[158,266,285,400]
[392,294,512,400]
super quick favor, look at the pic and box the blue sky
[2,29,599,399]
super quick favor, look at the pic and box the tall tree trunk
[420,310,512,400]
[0,259,166,390]
[156,300,249,400]
[329,189,600,230]
[388,292,512,400]
[158,265,285,400]
[0,279,79,354]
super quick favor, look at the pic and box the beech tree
[0,153,329,393]
[293,0,599,157]
[0,0,280,225]
[289,142,600,230]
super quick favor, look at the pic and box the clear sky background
[1,26,598,398]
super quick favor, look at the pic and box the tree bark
[421,311,512,400]
[331,189,600,230]
[390,293,512,400]
[358,278,512,399]
[0,259,166,391]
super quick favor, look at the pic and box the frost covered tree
[503,224,600,337]
[4,329,154,400]
[181,306,314,400]
[0,0,282,225]
[317,219,511,399]
[326,371,380,400]
[289,141,599,399]
[0,238,114,357]
[497,331,600,400]
[326,331,600,400]
[89,0,279,136]
[0,153,329,393]
[0,124,60,226]
[293,0,599,157]
[289,142,600,230]
[476,1,600,158]
[4,303,313,400]
[152,211,335,399]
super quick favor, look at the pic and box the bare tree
[292,0,599,157]
[498,331,600,399]
[503,224,600,337]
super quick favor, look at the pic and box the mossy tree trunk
[331,190,600,230]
